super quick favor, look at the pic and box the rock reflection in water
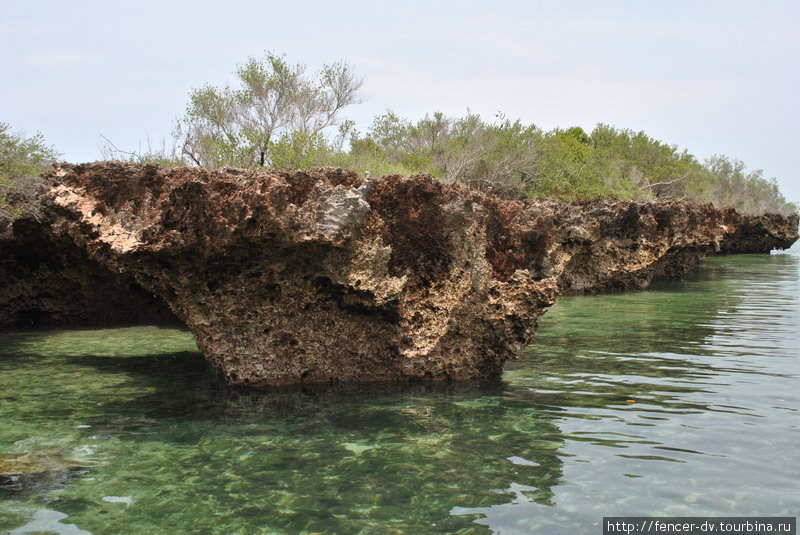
[0,254,798,534]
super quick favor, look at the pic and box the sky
[3,0,799,204]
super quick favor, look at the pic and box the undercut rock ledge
[39,163,799,386]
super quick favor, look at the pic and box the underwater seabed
[1,254,798,535]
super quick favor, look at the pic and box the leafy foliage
[162,54,795,214]
[175,52,363,169]
[0,123,61,218]
[337,112,796,214]
[702,155,797,215]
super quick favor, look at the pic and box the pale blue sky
[3,0,799,204]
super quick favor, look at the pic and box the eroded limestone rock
[41,164,556,384]
[8,162,799,386]
[0,215,175,328]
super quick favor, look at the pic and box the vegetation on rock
[174,52,363,169]
[0,123,60,220]
[331,114,797,215]
[164,52,796,215]
[4,54,797,216]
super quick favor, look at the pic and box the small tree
[176,52,364,169]
[1,123,61,218]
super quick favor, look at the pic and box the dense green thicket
[329,113,796,215]
[0,123,61,219]
[164,55,795,215]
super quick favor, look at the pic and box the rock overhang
[1,162,796,386]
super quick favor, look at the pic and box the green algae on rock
[0,448,85,490]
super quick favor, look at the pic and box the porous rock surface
[0,200,175,328]
[34,162,798,386]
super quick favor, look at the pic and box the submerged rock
[0,448,84,490]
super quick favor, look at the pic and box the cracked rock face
[718,211,800,254]
[27,162,800,386]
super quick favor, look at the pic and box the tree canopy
[175,52,363,169]
[163,53,797,215]
[0,123,61,218]
[333,111,797,215]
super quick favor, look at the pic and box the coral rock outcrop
[3,162,797,386]
[45,163,559,385]
[0,213,175,328]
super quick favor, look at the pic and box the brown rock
[718,210,799,254]
[44,163,560,385]
[3,162,797,385]
[0,217,176,328]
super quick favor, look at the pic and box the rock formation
[39,164,555,385]
[1,163,797,384]
[718,211,799,254]
[0,448,85,491]
[0,197,175,328]
[516,200,799,294]
[18,162,791,386]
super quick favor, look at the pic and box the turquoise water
[1,254,798,534]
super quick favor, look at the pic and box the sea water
[1,252,798,534]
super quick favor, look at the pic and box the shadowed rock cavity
[11,162,799,386]
[0,215,176,328]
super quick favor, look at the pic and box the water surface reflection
[0,255,798,534]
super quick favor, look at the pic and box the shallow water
[1,254,798,535]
